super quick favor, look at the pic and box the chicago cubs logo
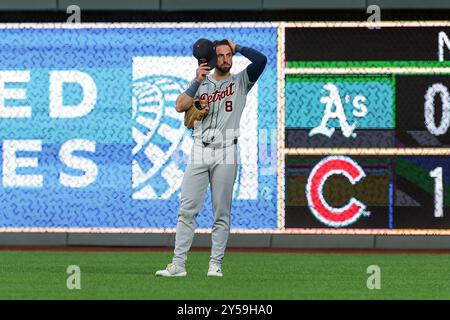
[306,156,370,227]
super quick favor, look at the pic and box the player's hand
[227,40,236,54]
[196,63,210,82]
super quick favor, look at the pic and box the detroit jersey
[193,69,254,143]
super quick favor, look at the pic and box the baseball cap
[193,38,217,69]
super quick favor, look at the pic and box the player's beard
[216,62,232,74]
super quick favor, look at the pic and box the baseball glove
[184,99,209,129]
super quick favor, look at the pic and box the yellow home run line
[285,67,450,74]
[1,21,448,30]
[0,22,279,29]
[284,148,450,156]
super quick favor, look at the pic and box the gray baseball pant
[172,140,238,268]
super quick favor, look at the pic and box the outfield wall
[1,233,450,249]
[1,18,450,248]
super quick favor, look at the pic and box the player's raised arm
[175,62,210,113]
[228,40,267,83]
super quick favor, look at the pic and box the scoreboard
[281,22,450,234]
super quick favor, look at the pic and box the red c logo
[306,156,370,228]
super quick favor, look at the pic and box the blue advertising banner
[0,24,278,230]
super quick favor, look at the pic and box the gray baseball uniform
[173,45,266,269]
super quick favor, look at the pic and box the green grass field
[0,249,449,299]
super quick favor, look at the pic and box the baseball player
[156,39,267,277]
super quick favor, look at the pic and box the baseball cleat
[207,263,223,277]
[155,263,187,277]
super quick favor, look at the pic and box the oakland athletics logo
[306,156,370,228]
